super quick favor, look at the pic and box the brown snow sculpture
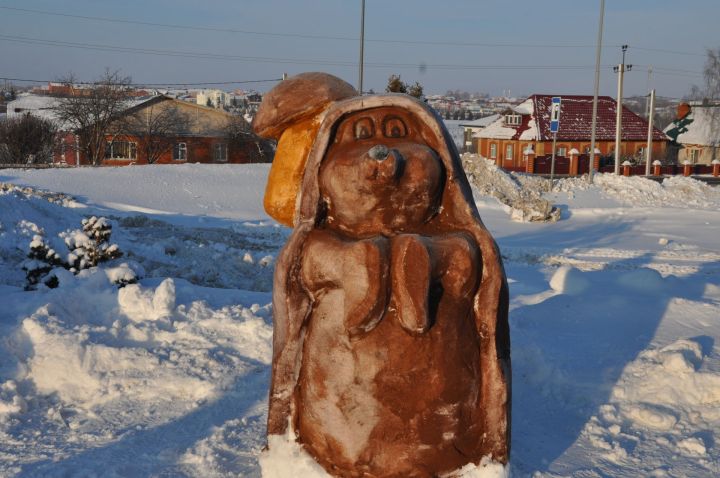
[254,72,510,477]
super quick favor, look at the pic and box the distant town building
[475,94,668,169]
[664,102,720,165]
[7,93,271,166]
[196,89,230,109]
[459,114,501,153]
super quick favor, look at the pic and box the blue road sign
[550,96,561,134]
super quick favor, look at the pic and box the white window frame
[504,114,521,126]
[105,141,137,160]
[505,144,513,161]
[214,143,228,162]
[689,149,700,164]
[557,146,568,157]
[489,143,497,159]
[173,142,187,161]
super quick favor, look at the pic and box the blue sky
[0,0,717,98]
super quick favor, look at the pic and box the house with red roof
[474,95,668,171]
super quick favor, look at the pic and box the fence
[516,154,718,177]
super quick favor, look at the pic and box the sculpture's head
[252,72,479,237]
[318,107,444,238]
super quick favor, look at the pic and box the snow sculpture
[253,72,510,477]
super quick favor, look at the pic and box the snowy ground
[1,164,719,477]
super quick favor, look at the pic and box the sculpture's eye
[383,117,407,138]
[354,118,374,140]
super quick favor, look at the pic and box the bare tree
[699,48,720,160]
[224,114,274,163]
[117,102,191,164]
[52,69,133,165]
[0,113,58,164]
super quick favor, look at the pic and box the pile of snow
[462,154,560,222]
[551,173,720,210]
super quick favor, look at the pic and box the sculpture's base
[259,432,509,478]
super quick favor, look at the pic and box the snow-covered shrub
[64,216,122,272]
[21,234,65,289]
[22,216,127,289]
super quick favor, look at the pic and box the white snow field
[1,163,719,477]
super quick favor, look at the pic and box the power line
[0,76,283,87]
[0,34,357,65]
[631,46,706,57]
[633,65,703,78]
[0,33,621,71]
[0,5,622,50]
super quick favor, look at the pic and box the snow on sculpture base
[259,432,509,478]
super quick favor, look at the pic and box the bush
[22,216,126,289]
[0,113,58,164]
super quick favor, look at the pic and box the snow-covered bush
[22,216,126,289]
[64,216,122,272]
[21,234,65,289]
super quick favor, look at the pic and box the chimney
[677,102,691,120]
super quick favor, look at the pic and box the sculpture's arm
[301,230,389,337]
[266,233,312,436]
[472,233,511,462]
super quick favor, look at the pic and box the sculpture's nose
[368,144,390,161]
[364,144,405,182]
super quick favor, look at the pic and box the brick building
[475,95,668,170]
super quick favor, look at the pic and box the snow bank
[1,164,272,224]
[552,173,720,210]
[462,154,560,222]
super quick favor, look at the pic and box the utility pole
[358,0,365,95]
[588,0,604,184]
[645,66,653,117]
[613,45,632,175]
[645,88,656,176]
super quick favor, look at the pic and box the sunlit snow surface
[1,164,719,477]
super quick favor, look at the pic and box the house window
[505,144,513,161]
[214,143,228,162]
[557,146,567,157]
[104,141,137,160]
[504,114,522,126]
[489,143,497,159]
[173,142,187,161]
[689,149,700,163]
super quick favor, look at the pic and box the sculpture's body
[254,73,510,477]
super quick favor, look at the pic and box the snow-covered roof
[459,114,501,129]
[664,105,720,146]
[6,94,161,130]
[477,94,667,142]
[6,94,63,124]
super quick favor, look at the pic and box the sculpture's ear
[253,73,357,227]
